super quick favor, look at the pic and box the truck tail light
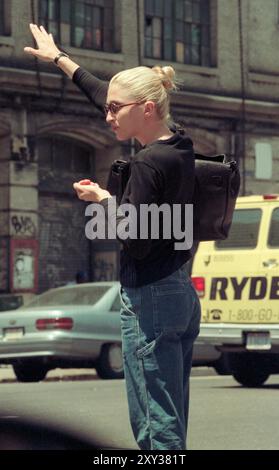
[36,317,73,330]
[191,277,205,298]
[263,194,278,200]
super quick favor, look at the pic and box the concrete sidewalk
[0,365,98,383]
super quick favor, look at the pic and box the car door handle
[262,259,279,267]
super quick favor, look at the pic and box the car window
[268,208,279,248]
[110,293,121,311]
[22,285,112,307]
[215,209,262,250]
[0,295,23,312]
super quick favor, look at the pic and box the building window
[255,142,273,180]
[38,137,93,175]
[39,0,116,52]
[0,0,11,36]
[144,0,211,66]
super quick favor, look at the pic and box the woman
[25,24,201,450]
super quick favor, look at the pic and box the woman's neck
[136,122,174,146]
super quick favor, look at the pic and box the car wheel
[228,353,270,387]
[96,343,124,380]
[13,362,49,383]
[213,353,231,375]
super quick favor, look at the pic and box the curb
[0,366,98,384]
[0,366,217,384]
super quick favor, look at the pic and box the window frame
[0,0,11,37]
[144,0,211,66]
[267,207,279,249]
[39,0,116,52]
[214,208,263,251]
[37,136,94,176]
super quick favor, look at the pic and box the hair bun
[152,65,176,91]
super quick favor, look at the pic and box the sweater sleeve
[72,67,109,114]
[100,161,162,260]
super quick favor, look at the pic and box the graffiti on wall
[10,213,37,237]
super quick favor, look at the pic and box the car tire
[13,362,49,383]
[228,353,270,387]
[96,343,124,380]
[213,353,231,376]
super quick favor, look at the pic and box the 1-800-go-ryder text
[228,308,277,322]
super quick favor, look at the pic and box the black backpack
[193,154,240,241]
[106,154,240,242]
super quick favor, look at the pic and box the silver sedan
[0,282,123,382]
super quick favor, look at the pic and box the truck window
[268,208,279,247]
[215,209,262,250]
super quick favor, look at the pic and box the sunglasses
[104,101,144,115]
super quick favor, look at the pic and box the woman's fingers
[24,46,39,56]
[28,24,37,44]
[73,185,84,198]
[29,23,42,43]
[39,25,50,37]
[30,24,49,46]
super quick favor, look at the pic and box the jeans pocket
[119,285,138,317]
[151,282,195,335]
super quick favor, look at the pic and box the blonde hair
[109,65,177,122]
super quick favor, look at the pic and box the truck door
[194,207,263,324]
[259,204,279,325]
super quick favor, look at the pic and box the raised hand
[24,23,61,62]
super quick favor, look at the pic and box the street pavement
[1,369,279,450]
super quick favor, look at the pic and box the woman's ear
[144,101,156,118]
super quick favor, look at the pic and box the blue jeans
[119,267,201,450]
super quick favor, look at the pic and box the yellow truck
[191,194,279,387]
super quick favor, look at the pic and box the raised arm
[72,68,108,112]
[24,23,109,111]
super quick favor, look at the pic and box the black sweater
[72,68,195,287]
